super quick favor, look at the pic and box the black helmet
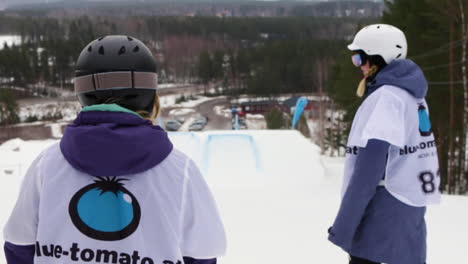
[74,35,158,113]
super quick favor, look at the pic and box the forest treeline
[0,15,371,93]
[7,1,383,18]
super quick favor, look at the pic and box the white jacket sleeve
[3,153,43,245]
[180,159,227,259]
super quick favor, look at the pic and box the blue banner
[292,96,308,129]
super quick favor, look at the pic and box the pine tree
[0,89,20,126]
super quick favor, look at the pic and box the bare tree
[458,0,468,192]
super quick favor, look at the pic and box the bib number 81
[419,169,439,194]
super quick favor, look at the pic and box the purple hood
[367,59,428,99]
[60,111,173,177]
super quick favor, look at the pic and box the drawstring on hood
[366,59,428,99]
[60,106,173,177]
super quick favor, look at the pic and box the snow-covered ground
[158,83,186,89]
[0,35,21,49]
[0,131,467,263]
[214,105,232,118]
[16,93,214,124]
[168,108,195,116]
[160,95,220,108]
[177,116,196,132]
[233,95,325,105]
[245,113,267,130]
[19,101,81,122]
[213,106,267,130]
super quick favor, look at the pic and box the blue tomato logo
[69,177,141,241]
[418,104,432,137]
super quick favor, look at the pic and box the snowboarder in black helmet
[3,36,227,264]
[74,35,160,119]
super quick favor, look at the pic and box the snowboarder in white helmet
[328,24,440,264]
[3,36,226,264]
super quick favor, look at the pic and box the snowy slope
[0,131,467,263]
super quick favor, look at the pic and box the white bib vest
[3,144,226,264]
[342,85,441,207]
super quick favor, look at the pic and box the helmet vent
[377,25,380,29]
[396,53,402,58]
[98,36,105,41]
[98,46,105,55]
[127,36,134,41]
[133,46,140,53]
[396,45,402,49]
[87,46,92,52]
[118,46,126,55]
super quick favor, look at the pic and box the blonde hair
[104,94,161,123]
[137,94,161,123]
[356,65,379,98]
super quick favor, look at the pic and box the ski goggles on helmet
[351,52,368,67]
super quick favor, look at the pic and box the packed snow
[0,131,467,263]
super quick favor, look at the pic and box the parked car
[165,119,182,131]
[193,115,208,124]
[189,121,205,131]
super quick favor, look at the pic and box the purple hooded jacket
[4,106,217,264]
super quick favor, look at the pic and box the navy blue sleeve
[328,139,390,251]
[4,242,35,264]
[183,257,217,264]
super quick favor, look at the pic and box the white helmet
[347,24,407,64]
